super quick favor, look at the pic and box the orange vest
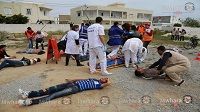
[143,29,153,41]
[138,26,145,35]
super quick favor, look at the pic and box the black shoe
[175,80,185,86]
[77,63,84,66]
[65,64,68,66]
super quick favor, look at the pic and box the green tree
[0,14,6,23]
[2,14,29,24]
[182,17,200,27]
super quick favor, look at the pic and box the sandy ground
[0,45,200,112]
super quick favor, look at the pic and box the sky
[1,0,200,19]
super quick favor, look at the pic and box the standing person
[149,46,191,86]
[65,25,84,66]
[107,22,124,59]
[137,24,145,39]
[87,17,112,75]
[131,25,140,39]
[143,23,153,49]
[18,78,110,106]
[180,29,186,41]
[79,23,89,56]
[121,23,132,45]
[122,38,143,68]
[0,45,16,61]
[25,27,35,49]
[35,31,45,50]
[171,28,176,40]
[175,28,180,41]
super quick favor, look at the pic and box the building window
[44,11,46,16]
[4,7,12,15]
[77,12,81,17]
[101,13,103,16]
[129,14,133,18]
[137,13,143,19]
[26,9,31,15]
[144,14,152,21]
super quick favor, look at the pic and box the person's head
[122,23,131,31]
[173,28,176,30]
[30,58,41,65]
[100,77,108,84]
[81,23,84,26]
[36,31,41,34]
[131,25,137,31]
[27,27,32,30]
[114,21,119,26]
[85,23,90,27]
[145,23,150,29]
[95,17,103,24]
[157,46,166,56]
[0,45,6,50]
[71,25,79,31]
[135,67,145,77]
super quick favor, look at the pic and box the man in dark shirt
[0,45,16,60]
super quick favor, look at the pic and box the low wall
[0,24,70,33]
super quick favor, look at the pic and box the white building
[70,3,153,25]
[152,16,181,26]
[0,1,54,23]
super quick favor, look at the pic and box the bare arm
[99,35,105,45]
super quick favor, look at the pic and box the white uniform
[87,23,108,74]
[138,47,147,63]
[65,30,79,54]
[122,38,143,67]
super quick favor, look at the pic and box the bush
[0,14,29,24]
[173,23,182,27]
[182,17,200,27]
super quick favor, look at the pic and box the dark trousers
[171,35,174,40]
[36,38,44,50]
[143,41,151,49]
[0,59,24,70]
[179,36,184,41]
[175,35,179,41]
[65,54,81,66]
[30,83,80,105]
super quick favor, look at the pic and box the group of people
[63,17,153,75]
[171,28,186,41]
[0,17,191,106]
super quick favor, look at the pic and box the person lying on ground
[16,48,45,55]
[0,45,16,61]
[148,46,191,86]
[0,57,41,70]
[134,66,168,80]
[18,77,111,106]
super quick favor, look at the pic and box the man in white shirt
[87,17,112,75]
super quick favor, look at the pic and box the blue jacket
[79,25,88,39]
[107,25,124,46]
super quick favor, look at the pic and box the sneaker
[174,80,185,86]
[142,76,153,80]
[102,71,112,76]
[19,89,30,99]
[77,63,84,66]
[18,99,32,106]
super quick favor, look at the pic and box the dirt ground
[0,45,199,112]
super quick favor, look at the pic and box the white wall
[0,24,70,33]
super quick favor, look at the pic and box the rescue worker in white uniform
[87,17,112,75]
[122,38,143,68]
[65,25,84,66]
